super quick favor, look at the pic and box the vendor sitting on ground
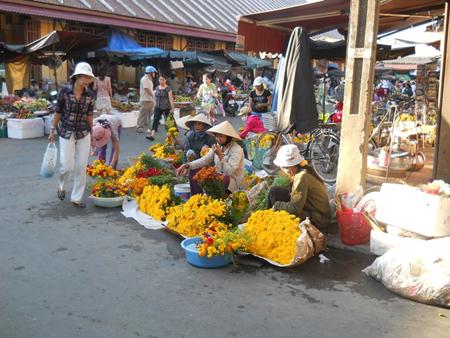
[268,144,331,232]
[177,121,245,195]
[91,114,122,169]
[180,114,216,162]
[238,106,267,139]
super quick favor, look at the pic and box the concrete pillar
[434,1,450,181]
[335,0,380,194]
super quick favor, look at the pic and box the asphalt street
[0,118,449,338]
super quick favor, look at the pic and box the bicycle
[252,124,340,184]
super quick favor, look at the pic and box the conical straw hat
[176,115,194,130]
[207,120,242,141]
[185,113,212,128]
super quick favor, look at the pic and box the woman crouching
[269,144,331,232]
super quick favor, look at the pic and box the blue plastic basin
[180,237,232,268]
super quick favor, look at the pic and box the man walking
[137,66,156,133]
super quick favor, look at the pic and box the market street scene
[1,1,449,337]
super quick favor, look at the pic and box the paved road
[0,122,449,338]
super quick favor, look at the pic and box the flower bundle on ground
[193,166,227,200]
[197,221,247,258]
[91,179,128,198]
[126,177,150,197]
[243,173,262,189]
[138,184,176,221]
[165,127,179,146]
[149,144,182,164]
[86,160,120,179]
[244,210,301,265]
[227,191,250,225]
[258,134,275,148]
[166,194,228,237]
[117,161,143,185]
[136,167,163,178]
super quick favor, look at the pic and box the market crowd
[47,61,331,232]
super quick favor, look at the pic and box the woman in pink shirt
[238,106,266,139]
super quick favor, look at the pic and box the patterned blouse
[56,86,95,140]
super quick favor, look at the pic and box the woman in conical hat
[177,120,245,194]
[181,114,216,162]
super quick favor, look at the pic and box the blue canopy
[226,51,271,69]
[100,30,165,57]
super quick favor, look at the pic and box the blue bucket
[180,237,232,268]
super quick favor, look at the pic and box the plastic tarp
[184,52,231,72]
[271,55,286,112]
[99,30,165,58]
[5,56,30,94]
[121,198,164,230]
[276,27,318,133]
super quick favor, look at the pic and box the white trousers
[58,133,91,203]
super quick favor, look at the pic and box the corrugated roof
[31,0,307,34]
[382,56,438,65]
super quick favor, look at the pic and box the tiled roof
[31,0,307,34]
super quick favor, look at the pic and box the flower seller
[180,114,216,162]
[268,144,331,232]
[91,114,122,169]
[49,62,95,208]
[177,121,245,195]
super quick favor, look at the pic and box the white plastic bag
[363,238,450,308]
[40,143,58,177]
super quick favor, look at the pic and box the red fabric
[237,21,288,53]
[240,115,266,139]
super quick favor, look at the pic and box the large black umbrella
[23,30,106,85]
[276,27,318,133]
[0,42,24,63]
[24,30,107,63]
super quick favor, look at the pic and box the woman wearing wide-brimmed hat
[49,62,96,208]
[181,114,216,162]
[269,144,331,231]
[177,121,245,195]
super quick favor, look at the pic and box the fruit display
[0,96,20,113]
[174,96,193,103]
[112,99,134,112]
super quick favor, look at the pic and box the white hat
[185,114,212,128]
[253,76,264,86]
[176,115,193,130]
[207,121,242,141]
[70,62,95,79]
[273,144,304,167]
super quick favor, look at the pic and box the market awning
[184,52,231,72]
[237,0,445,53]
[222,51,272,68]
[0,42,24,63]
[22,30,107,64]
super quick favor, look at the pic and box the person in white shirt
[137,65,157,133]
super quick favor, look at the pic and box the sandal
[57,189,65,201]
[72,202,86,208]
[146,135,155,141]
